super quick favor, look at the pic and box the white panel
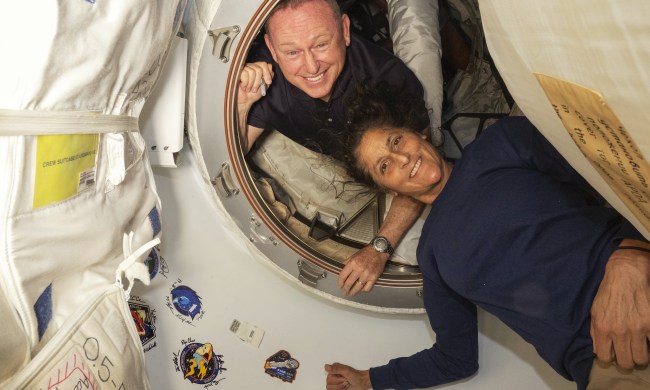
[140,36,188,167]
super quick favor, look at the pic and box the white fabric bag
[7,284,150,390]
[0,0,186,386]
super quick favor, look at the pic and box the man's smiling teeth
[306,73,324,82]
[410,157,421,178]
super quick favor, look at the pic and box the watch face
[373,237,389,251]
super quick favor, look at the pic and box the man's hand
[237,62,273,152]
[339,246,389,296]
[591,243,650,369]
[325,363,371,390]
[338,195,424,296]
[238,62,273,106]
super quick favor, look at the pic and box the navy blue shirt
[369,116,646,389]
[247,34,426,155]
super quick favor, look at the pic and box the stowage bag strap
[0,109,139,136]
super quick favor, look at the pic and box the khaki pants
[587,359,650,389]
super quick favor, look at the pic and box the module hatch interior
[186,0,427,311]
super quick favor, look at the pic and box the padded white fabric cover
[480,0,650,239]
[7,285,149,390]
[388,0,445,145]
[252,130,375,227]
[0,0,185,386]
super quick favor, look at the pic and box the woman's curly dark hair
[333,81,431,191]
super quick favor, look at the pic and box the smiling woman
[337,82,452,203]
[354,128,452,203]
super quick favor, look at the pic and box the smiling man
[237,0,431,296]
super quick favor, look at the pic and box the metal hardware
[208,25,241,63]
[249,214,277,245]
[308,211,340,241]
[297,259,327,288]
[212,162,240,198]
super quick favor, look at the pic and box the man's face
[264,0,351,101]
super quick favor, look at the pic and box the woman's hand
[325,363,371,390]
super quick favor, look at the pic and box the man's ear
[341,14,351,46]
[264,34,279,63]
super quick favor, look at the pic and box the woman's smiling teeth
[306,73,324,82]
[410,157,421,178]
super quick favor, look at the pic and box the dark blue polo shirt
[247,34,426,155]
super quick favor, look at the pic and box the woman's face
[355,127,452,204]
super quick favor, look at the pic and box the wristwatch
[371,236,394,255]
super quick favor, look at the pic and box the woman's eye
[392,136,401,149]
[380,161,388,175]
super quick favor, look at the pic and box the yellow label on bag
[535,73,650,231]
[33,134,99,208]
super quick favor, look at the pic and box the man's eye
[380,161,388,175]
[287,50,298,56]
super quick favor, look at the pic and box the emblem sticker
[264,350,300,383]
[145,246,169,280]
[165,279,204,325]
[173,338,226,386]
[128,296,157,352]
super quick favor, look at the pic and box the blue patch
[148,207,161,237]
[145,248,160,280]
[34,284,53,340]
[171,286,202,319]
[85,0,96,4]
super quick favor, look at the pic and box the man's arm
[237,109,264,153]
[591,238,650,369]
[339,194,424,296]
[237,62,273,152]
